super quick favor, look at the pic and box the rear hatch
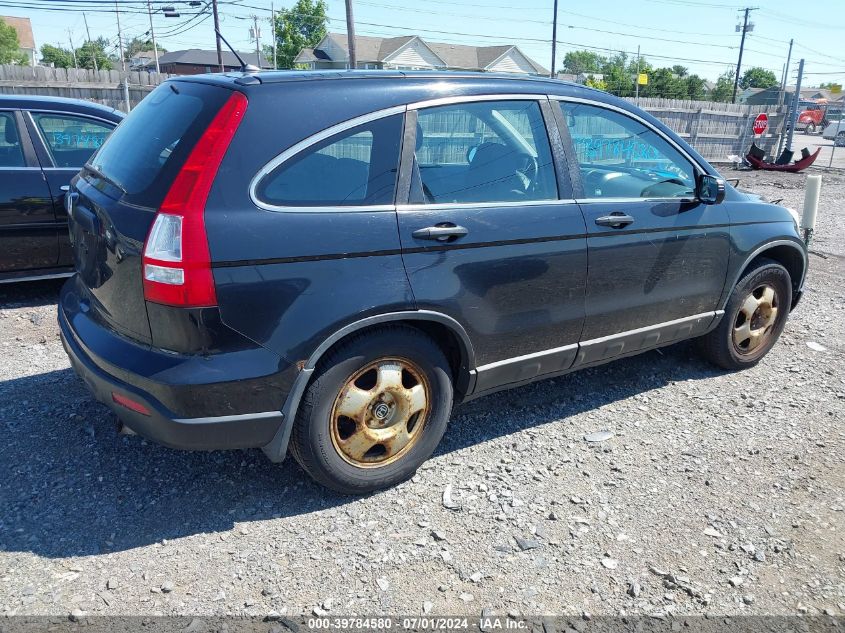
[68,80,233,344]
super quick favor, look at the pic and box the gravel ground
[0,169,843,621]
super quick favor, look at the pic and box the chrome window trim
[407,93,547,111]
[249,104,406,213]
[575,196,698,205]
[250,96,554,213]
[547,94,708,178]
[397,198,577,212]
[26,109,119,128]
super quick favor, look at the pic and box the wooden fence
[0,65,172,111]
[626,97,788,163]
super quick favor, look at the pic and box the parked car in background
[0,95,122,283]
[822,119,845,146]
[59,72,807,494]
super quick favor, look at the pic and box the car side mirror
[697,174,726,205]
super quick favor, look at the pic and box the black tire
[289,326,453,494]
[698,258,792,370]
[836,132,845,148]
[805,123,816,134]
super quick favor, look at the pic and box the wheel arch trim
[722,238,807,311]
[261,310,476,463]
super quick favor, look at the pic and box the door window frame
[548,96,707,203]
[22,109,117,170]
[0,109,41,170]
[397,94,573,209]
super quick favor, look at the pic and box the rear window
[87,81,230,208]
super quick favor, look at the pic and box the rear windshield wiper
[84,163,127,195]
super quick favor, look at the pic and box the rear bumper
[59,281,290,451]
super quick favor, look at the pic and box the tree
[685,75,707,101]
[0,18,27,65]
[270,0,328,69]
[561,50,604,75]
[76,37,113,71]
[739,66,778,90]
[124,36,165,62]
[583,74,607,91]
[40,43,74,68]
[711,69,735,102]
[671,65,688,78]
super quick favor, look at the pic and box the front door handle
[412,223,469,242]
[595,212,634,228]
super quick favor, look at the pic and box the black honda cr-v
[60,71,807,493]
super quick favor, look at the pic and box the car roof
[173,68,590,92]
[0,94,124,121]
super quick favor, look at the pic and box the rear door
[0,109,57,273]
[553,99,730,366]
[396,96,587,392]
[66,81,232,343]
[25,110,116,267]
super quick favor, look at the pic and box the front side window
[411,100,557,204]
[559,101,696,199]
[32,113,114,168]
[0,112,25,167]
[255,113,403,207]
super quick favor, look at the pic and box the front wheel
[698,258,792,370]
[836,132,845,148]
[289,326,453,494]
[805,122,816,134]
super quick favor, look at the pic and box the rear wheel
[289,326,453,494]
[836,132,845,147]
[698,258,792,370]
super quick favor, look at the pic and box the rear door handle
[412,223,469,241]
[595,213,634,228]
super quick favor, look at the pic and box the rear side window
[31,113,114,168]
[254,113,403,208]
[88,81,230,208]
[0,112,25,167]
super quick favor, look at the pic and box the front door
[554,100,730,366]
[396,97,588,392]
[0,110,57,273]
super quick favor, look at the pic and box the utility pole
[783,58,804,158]
[82,12,98,72]
[212,0,223,72]
[732,7,757,104]
[549,0,558,79]
[67,29,78,69]
[635,45,641,103]
[778,38,793,107]
[251,15,261,65]
[115,0,126,72]
[345,0,357,69]
[147,0,160,74]
[271,2,276,69]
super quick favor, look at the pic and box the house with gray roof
[152,49,273,74]
[294,33,548,75]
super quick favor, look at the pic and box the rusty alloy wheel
[329,357,431,468]
[732,283,779,354]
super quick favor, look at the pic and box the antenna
[214,27,260,73]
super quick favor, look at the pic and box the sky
[9,0,845,87]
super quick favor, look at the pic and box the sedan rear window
[87,81,230,208]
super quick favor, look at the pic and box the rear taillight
[142,91,247,307]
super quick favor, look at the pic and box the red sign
[753,113,769,136]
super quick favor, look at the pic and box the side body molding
[261,310,476,462]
